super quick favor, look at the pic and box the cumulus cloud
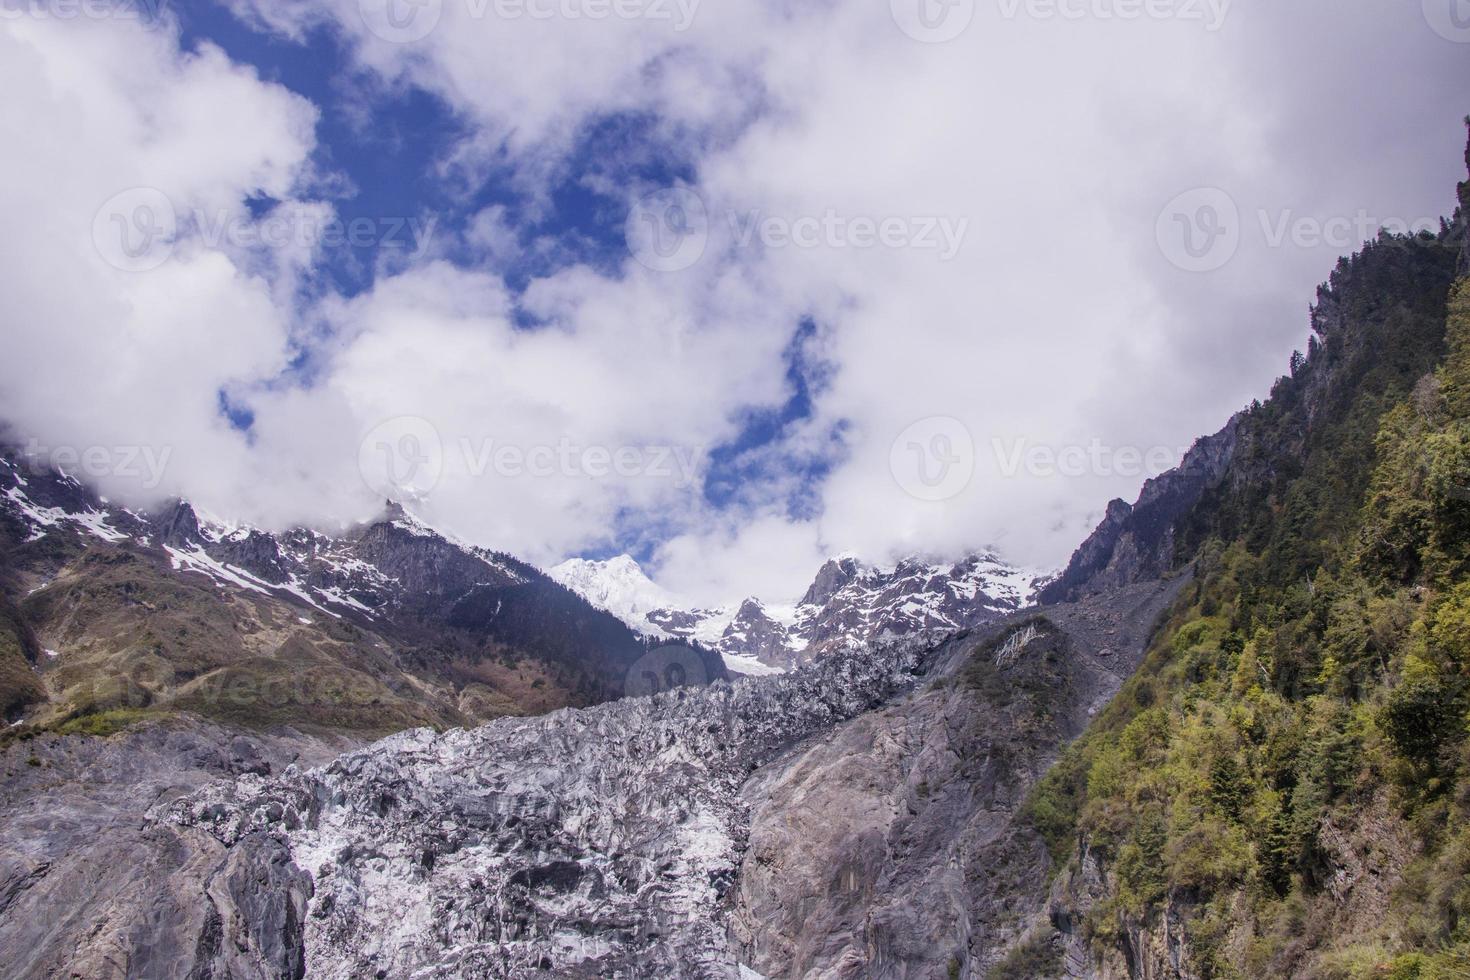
[4,2,1469,603]
[0,14,324,513]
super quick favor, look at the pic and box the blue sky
[177,0,822,567]
[3,1,1468,601]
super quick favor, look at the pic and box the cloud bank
[2,1,1467,604]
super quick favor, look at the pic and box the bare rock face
[0,720,353,979]
[728,577,1191,980]
[1039,425,1237,604]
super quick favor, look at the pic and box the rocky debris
[0,573,1184,980]
[167,636,946,979]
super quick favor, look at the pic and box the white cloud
[5,3,1469,604]
[0,15,324,514]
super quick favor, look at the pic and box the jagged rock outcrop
[1039,420,1238,604]
[801,557,862,607]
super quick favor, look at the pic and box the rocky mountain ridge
[0,451,725,731]
[551,552,1038,671]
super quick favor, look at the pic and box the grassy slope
[1021,172,1470,976]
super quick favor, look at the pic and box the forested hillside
[1021,129,1470,978]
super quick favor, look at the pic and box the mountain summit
[551,551,1040,671]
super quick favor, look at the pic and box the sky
[1,0,1468,604]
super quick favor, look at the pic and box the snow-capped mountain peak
[547,555,678,634]
[550,550,1041,673]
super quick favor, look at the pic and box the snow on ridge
[549,556,678,636]
[3,485,127,543]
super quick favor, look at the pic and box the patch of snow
[313,585,374,614]
[166,545,273,595]
[3,486,126,543]
[720,652,785,677]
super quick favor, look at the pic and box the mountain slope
[0,458,725,736]
[999,129,1470,979]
